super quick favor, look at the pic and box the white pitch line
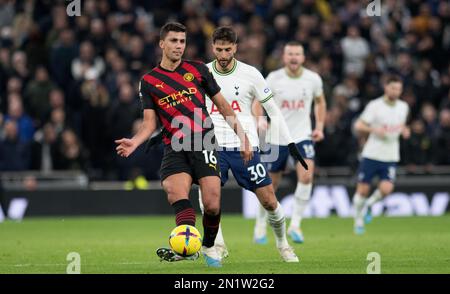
[1,262,148,267]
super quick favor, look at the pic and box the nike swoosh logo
[256,179,265,184]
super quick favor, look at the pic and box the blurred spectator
[6,76,23,96]
[24,65,55,125]
[49,29,77,87]
[11,51,30,85]
[71,41,105,81]
[340,26,369,77]
[108,83,140,141]
[0,120,31,171]
[0,0,15,27]
[49,107,66,137]
[433,109,450,164]
[30,123,58,172]
[402,119,433,172]
[124,35,147,79]
[4,95,34,142]
[421,103,439,137]
[80,73,110,173]
[54,128,88,171]
[315,107,356,167]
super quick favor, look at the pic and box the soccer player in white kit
[198,27,309,262]
[353,75,410,234]
[254,42,326,244]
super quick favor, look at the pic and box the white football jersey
[205,59,273,148]
[360,96,409,162]
[265,67,323,145]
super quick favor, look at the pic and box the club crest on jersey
[183,73,195,82]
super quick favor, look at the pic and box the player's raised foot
[156,247,200,262]
[278,246,299,262]
[364,207,373,224]
[215,243,229,259]
[354,226,365,235]
[288,227,304,244]
[202,246,222,267]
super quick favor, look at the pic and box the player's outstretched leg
[288,182,312,243]
[199,176,222,267]
[353,193,367,235]
[254,202,268,244]
[365,179,393,224]
[158,174,200,262]
[288,159,315,244]
[199,189,228,258]
[364,189,381,224]
[255,185,299,262]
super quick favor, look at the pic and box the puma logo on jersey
[209,163,217,170]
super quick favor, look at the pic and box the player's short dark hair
[160,22,186,40]
[212,26,237,44]
[384,74,403,85]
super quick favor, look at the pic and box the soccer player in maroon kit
[115,22,252,267]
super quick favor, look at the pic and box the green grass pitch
[1,215,450,274]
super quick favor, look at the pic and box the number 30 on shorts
[247,163,267,181]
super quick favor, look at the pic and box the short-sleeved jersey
[205,59,274,148]
[265,67,323,145]
[139,60,221,147]
[359,96,409,162]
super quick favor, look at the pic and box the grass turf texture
[1,215,449,274]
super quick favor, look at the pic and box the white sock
[366,189,383,208]
[215,224,226,247]
[199,189,226,247]
[198,189,204,214]
[290,182,312,230]
[254,202,268,236]
[353,193,367,227]
[267,202,289,248]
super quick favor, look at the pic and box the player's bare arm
[115,109,157,157]
[210,92,253,164]
[312,94,326,142]
[252,99,268,131]
[354,119,386,139]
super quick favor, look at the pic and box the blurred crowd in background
[0,0,450,181]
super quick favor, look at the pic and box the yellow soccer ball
[169,225,202,257]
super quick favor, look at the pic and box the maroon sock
[172,199,196,226]
[202,211,221,247]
